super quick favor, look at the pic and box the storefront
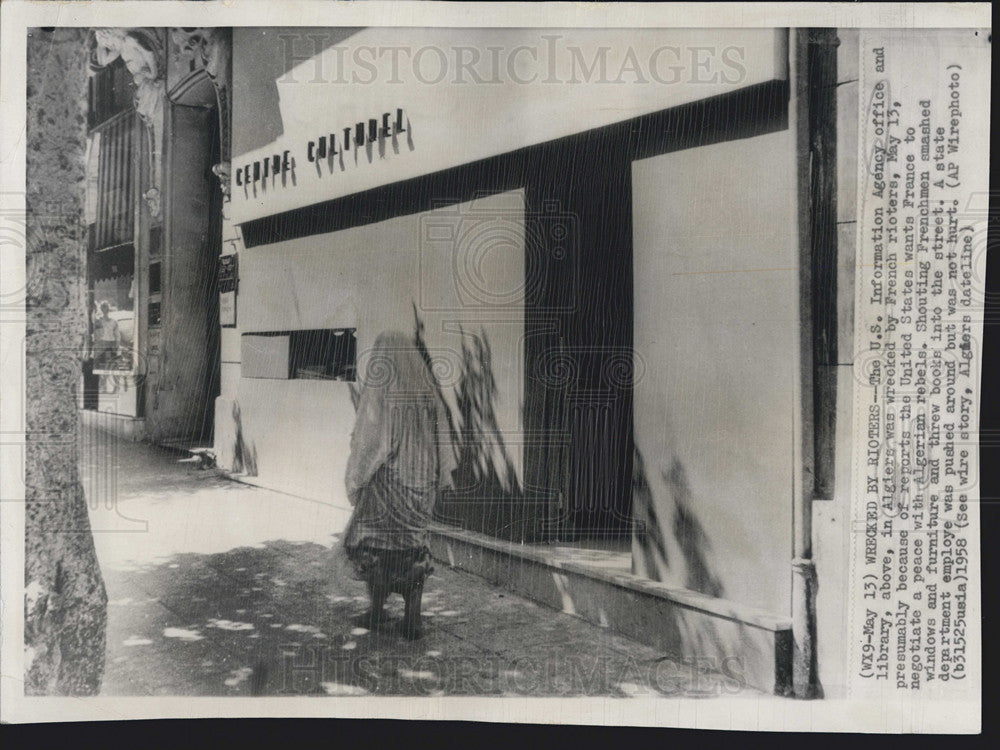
[217,27,851,695]
[81,28,225,445]
[223,25,791,562]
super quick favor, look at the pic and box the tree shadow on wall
[443,326,526,540]
[410,309,525,540]
[664,459,725,599]
[231,401,258,477]
[630,448,757,690]
[346,312,525,540]
[632,448,670,580]
[632,447,724,599]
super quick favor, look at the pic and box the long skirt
[343,466,435,587]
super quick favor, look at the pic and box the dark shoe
[396,618,424,641]
[400,573,426,641]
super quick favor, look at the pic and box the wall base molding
[429,523,794,696]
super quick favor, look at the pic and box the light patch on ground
[163,627,204,641]
[342,641,357,650]
[285,624,324,637]
[25,580,45,610]
[320,682,369,696]
[207,618,255,631]
[616,682,646,697]
[110,564,147,572]
[122,636,154,647]
[425,650,442,657]
[108,598,134,606]
[398,669,436,681]
[349,627,369,636]
[224,667,254,687]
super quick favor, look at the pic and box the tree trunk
[24,27,108,695]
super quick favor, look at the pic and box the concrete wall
[215,190,525,507]
[631,128,797,618]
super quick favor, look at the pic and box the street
[84,438,752,698]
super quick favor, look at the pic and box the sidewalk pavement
[84,439,755,698]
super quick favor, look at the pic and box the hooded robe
[343,331,457,557]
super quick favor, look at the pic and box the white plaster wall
[631,129,797,616]
[223,189,526,506]
[231,27,787,223]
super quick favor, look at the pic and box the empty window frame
[241,328,357,381]
[289,328,357,381]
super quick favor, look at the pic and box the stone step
[428,523,793,695]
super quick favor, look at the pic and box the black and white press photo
[0,1,988,731]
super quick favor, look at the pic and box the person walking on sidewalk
[93,300,122,370]
[342,330,458,639]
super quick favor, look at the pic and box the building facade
[83,26,858,698]
[81,28,227,445]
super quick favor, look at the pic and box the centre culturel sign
[235,108,408,194]
[230,28,788,224]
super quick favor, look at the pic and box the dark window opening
[289,328,357,381]
[89,110,137,251]
[148,301,161,327]
[148,261,161,295]
[87,57,134,131]
[90,242,134,280]
[149,225,163,256]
